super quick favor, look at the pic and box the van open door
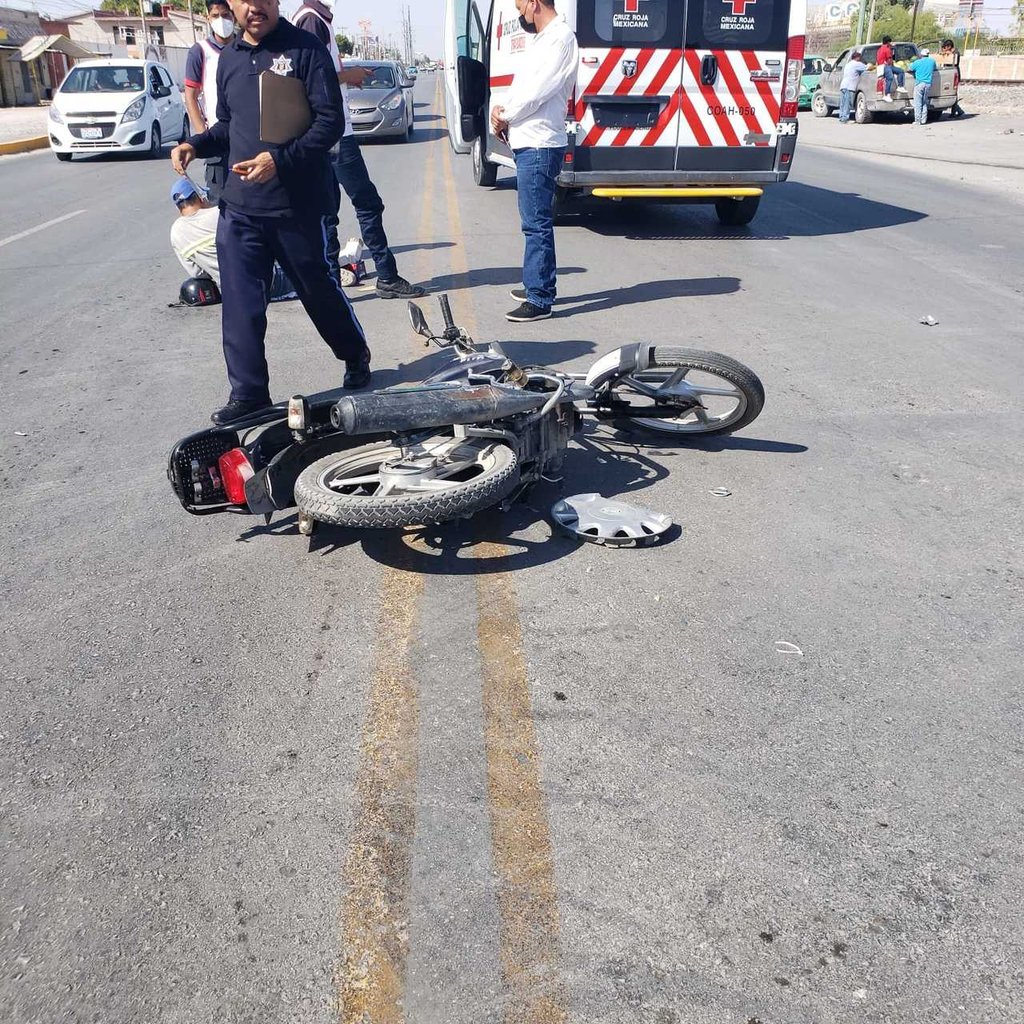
[444,0,489,154]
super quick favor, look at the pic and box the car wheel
[149,123,162,158]
[407,111,414,137]
[472,134,498,187]
[55,151,73,162]
[812,90,833,118]
[854,91,873,124]
[715,195,761,227]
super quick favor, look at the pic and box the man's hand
[232,152,277,184]
[339,66,373,86]
[490,105,509,135]
[171,142,196,175]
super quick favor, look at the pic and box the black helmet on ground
[179,277,221,306]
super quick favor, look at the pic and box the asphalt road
[2,77,1023,1024]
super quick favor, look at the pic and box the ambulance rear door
[677,0,798,174]
[572,0,688,177]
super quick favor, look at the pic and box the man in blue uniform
[171,0,371,426]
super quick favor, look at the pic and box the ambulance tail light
[780,35,806,119]
[218,448,254,506]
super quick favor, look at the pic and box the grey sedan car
[344,61,414,141]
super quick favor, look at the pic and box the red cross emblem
[623,0,646,12]
[724,0,756,13]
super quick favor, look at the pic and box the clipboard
[259,70,312,144]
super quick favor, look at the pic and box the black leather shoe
[343,350,372,390]
[376,276,427,299]
[210,398,272,426]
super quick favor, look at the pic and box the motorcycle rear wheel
[604,347,764,436]
[294,436,519,529]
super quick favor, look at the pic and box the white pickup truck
[811,42,960,123]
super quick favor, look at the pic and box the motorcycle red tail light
[218,448,254,505]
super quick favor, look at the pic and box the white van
[48,59,188,163]
[444,0,806,224]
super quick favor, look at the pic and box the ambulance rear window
[576,0,685,49]
[689,0,789,50]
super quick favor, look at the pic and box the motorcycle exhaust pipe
[331,385,548,436]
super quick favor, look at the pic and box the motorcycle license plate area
[590,102,660,130]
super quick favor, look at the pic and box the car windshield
[355,66,396,89]
[61,65,145,93]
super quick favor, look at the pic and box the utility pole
[854,0,866,46]
[139,0,149,55]
[187,0,197,44]
[909,0,920,43]
[865,0,878,44]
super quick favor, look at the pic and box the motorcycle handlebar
[439,295,456,334]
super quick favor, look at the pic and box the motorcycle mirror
[407,301,433,338]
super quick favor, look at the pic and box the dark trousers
[325,136,398,283]
[216,206,367,403]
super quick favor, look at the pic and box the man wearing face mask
[490,0,578,323]
[184,0,236,203]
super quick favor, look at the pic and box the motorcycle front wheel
[294,436,519,529]
[602,347,764,436]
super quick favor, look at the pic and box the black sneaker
[376,276,427,299]
[509,287,528,302]
[343,349,372,390]
[505,301,551,323]
[211,397,273,426]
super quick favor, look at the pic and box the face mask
[518,13,537,33]
[211,17,233,38]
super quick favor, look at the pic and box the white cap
[920,47,930,56]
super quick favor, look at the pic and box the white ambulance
[444,0,806,224]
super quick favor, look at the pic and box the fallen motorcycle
[168,296,765,536]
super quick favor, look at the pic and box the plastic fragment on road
[919,315,939,326]
[710,487,731,497]
[775,640,803,656]
[551,493,673,547]
[14,431,27,436]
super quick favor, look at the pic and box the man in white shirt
[490,0,578,323]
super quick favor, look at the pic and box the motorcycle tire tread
[615,346,765,437]
[293,441,520,529]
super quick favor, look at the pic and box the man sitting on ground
[170,177,295,302]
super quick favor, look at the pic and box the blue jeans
[325,136,399,283]
[514,146,565,309]
[839,88,854,122]
[883,64,905,95]
[913,82,930,124]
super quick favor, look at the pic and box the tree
[100,0,190,11]
[336,34,354,56]
[1013,0,1024,35]
[848,1,943,46]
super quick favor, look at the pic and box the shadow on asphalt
[413,264,586,293]
[557,277,740,316]
[549,181,926,239]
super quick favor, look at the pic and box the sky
[4,0,1016,43]
[2,0,448,58]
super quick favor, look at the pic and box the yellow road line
[439,129,569,1024]
[337,563,423,1024]
[336,90,439,1023]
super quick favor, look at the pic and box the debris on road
[551,494,673,547]
[710,487,732,497]
[14,431,27,436]
[919,315,939,326]
[775,640,804,656]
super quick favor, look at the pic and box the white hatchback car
[48,58,187,162]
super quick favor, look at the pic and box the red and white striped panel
[575,48,784,149]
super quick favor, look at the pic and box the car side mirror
[407,301,433,338]
[823,63,833,72]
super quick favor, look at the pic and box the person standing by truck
[838,52,868,124]
[907,48,938,126]
[489,0,578,323]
